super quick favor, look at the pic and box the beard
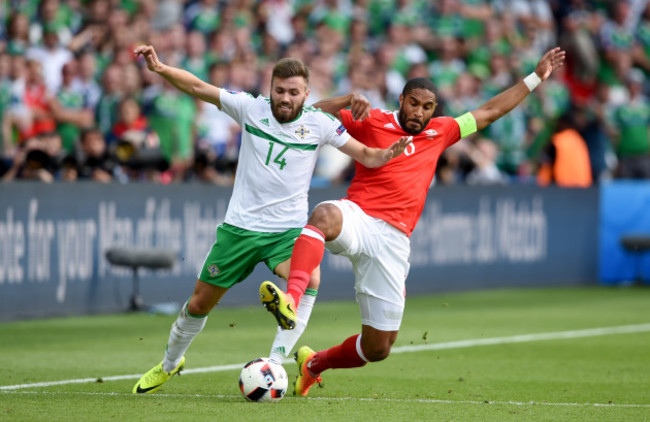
[398,108,430,135]
[271,97,304,123]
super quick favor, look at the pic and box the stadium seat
[105,247,177,311]
[620,235,650,285]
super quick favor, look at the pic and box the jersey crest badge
[207,264,220,277]
[424,129,438,139]
[295,125,310,139]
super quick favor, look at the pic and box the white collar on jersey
[392,111,403,129]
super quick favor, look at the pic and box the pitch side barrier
[599,181,650,286]
[0,182,599,322]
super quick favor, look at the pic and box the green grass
[2,286,650,421]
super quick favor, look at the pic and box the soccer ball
[239,357,288,403]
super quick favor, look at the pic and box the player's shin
[308,333,368,374]
[269,290,317,364]
[163,300,207,372]
[287,226,325,306]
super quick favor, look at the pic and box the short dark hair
[402,77,437,98]
[80,127,103,142]
[272,58,310,83]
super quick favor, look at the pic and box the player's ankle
[287,289,300,308]
[307,365,320,378]
[306,356,321,377]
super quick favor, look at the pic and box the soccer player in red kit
[259,47,566,396]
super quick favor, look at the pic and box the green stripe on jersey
[304,105,336,120]
[245,124,318,151]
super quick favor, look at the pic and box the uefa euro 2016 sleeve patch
[336,124,346,135]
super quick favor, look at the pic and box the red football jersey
[340,108,461,236]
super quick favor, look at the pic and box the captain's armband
[454,112,477,139]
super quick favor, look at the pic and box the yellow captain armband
[454,112,477,139]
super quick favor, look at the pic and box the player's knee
[308,204,341,240]
[363,344,392,362]
[308,204,333,228]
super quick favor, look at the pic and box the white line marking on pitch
[2,390,650,409]
[1,322,649,392]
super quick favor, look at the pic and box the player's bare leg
[359,325,399,362]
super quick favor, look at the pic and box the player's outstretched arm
[469,47,566,131]
[313,92,371,121]
[338,135,412,168]
[134,45,222,107]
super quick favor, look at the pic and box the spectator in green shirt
[51,61,94,154]
[610,68,650,179]
[146,79,196,182]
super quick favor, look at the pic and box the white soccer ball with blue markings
[239,357,288,403]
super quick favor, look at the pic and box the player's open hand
[388,136,413,159]
[535,47,566,81]
[134,45,164,73]
[350,92,371,121]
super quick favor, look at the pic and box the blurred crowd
[1,0,650,186]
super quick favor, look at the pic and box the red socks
[307,334,368,375]
[287,225,325,306]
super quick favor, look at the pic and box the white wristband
[523,72,542,92]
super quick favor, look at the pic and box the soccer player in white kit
[131,45,411,394]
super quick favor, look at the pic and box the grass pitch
[1,286,649,421]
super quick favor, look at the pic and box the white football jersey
[219,89,351,232]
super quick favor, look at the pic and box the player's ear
[398,94,404,107]
[304,88,310,100]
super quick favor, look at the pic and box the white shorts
[322,199,411,331]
